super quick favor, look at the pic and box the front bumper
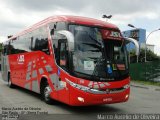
[69,83,130,106]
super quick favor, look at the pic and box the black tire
[8,74,15,88]
[42,82,52,104]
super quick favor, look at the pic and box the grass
[132,79,160,87]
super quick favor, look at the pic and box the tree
[129,48,160,63]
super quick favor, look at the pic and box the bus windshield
[69,25,129,81]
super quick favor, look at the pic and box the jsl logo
[17,55,24,64]
[110,31,121,38]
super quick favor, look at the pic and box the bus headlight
[123,84,130,89]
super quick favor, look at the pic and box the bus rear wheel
[8,74,15,88]
[42,82,52,104]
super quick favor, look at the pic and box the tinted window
[2,42,10,55]
[6,26,49,55]
[49,22,67,36]
[56,22,67,31]
[10,34,31,54]
[31,26,50,55]
[49,22,56,36]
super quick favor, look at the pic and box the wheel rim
[44,86,51,101]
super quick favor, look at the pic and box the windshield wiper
[88,32,103,46]
[82,43,102,51]
[91,57,105,81]
[86,49,101,52]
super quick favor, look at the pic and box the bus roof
[9,15,119,40]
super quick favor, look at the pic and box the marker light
[125,94,129,99]
[77,97,84,102]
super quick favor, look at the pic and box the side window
[49,22,66,37]
[3,41,11,55]
[56,22,67,31]
[30,30,37,50]
[11,38,19,54]
[49,22,56,36]
[10,36,28,54]
[31,26,50,55]
[52,34,59,63]
[1,44,5,55]
[23,33,31,52]
[2,45,8,56]
[30,37,34,50]
[10,34,31,54]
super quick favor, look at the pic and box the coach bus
[1,15,139,106]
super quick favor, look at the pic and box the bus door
[56,39,69,103]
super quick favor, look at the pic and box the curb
[130,84,149,89]
[131,83,160,92]
[155,88,160,91]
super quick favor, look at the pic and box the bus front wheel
[42,82,52,104]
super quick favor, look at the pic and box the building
[122,28,155,53]
[140,43,155,53]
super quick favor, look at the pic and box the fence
[129,60,160,82]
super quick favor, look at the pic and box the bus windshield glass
[69,25,129,81]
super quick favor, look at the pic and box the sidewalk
[131,81,160,91]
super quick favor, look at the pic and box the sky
[0,0,160,55]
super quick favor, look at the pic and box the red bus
[1,15,139,106]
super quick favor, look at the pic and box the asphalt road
[0,74,160,120]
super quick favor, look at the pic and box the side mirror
[57,30,74,52]
[124,37,140,56]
